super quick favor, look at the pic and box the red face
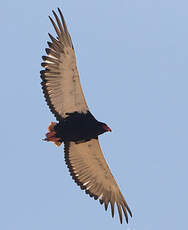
[102,124,112,132]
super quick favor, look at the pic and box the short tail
[43,122,62,147]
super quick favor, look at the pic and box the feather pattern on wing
[41,8,88,121]
[64,139,132,223]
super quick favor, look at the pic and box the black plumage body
[54,112,108,142]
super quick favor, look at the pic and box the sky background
[1,0,188,229]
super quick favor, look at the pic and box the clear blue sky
[1,0,188,229]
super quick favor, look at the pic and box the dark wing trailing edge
[41,8,88,121]
[64,139,132,224]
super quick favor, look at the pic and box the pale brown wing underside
[64,139,132,223]
[41,9,88,121]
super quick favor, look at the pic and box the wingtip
[48,16,54,25]
[50,8,62,17]
[127,205,133,218]
[110,203,114,218]
[104,202,108,211]
[58,7,63,17]
[52,10,58,19]
[125,216,128,224]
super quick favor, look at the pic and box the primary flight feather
[40,8,132,224]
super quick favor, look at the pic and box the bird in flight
[40,8,132,224]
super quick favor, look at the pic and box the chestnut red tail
[44,122,62,146]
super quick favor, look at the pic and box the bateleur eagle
[40,8,132,224]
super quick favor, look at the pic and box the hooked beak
[107,127,112,132]
[104,125,112,132]
[102,124,112,132]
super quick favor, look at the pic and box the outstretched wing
[41,9,88,121]
[64,139,132,224]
